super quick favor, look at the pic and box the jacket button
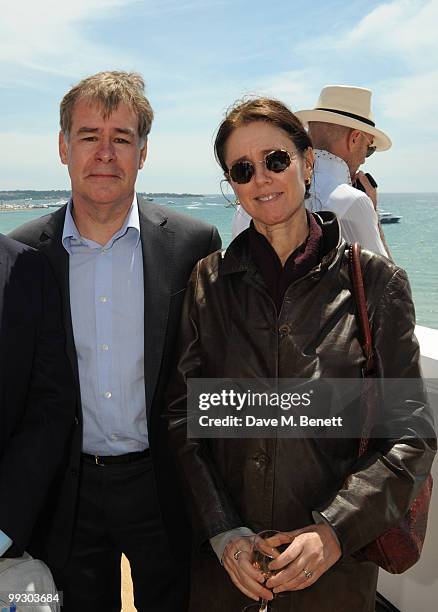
[71,468,78,476]
[74,417,79,426]
[253,453,269,467]
[279,324,291,337]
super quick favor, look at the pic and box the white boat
[379,211,401,224]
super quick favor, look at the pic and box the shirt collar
[314,149,352,186]
[62,195,140,255]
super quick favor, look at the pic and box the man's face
[349,130,374,176]
[59,98,147,209]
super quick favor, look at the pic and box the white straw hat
[295,85,391,151]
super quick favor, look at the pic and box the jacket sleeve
[0,254,76,552]
[317,266,436,557]
[166,262,243,548]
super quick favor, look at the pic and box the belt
[82,449,150,466]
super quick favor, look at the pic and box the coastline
[0,206,60,212]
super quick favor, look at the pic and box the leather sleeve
[166,261,243,548]
[317,266,436,556]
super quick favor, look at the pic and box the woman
[166,98,435,611]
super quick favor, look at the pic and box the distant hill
[0,190,203,201]
[0,190,71,201]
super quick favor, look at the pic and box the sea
[1,192,437,330]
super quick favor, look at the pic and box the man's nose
[95,139,115,162]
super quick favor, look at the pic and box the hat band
[316,108,375,127]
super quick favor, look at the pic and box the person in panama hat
[232,85,392,258]
[296,85,391,151]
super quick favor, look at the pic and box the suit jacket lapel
[138,199,174,415]
[34,200,174,419]
[36,206,80,384]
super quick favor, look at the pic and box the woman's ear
[304,146,315,170]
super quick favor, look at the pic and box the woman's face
[224,121,313,229]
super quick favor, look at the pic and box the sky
[0,0,437,193]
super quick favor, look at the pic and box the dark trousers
[53,454,187,612]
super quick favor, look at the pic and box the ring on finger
[303,568,313,579]
[234,549,244,561]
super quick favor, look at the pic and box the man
[0,235,74,572]
[10,71,221,611]
[232,85,391,257]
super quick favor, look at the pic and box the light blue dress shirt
[0,530,12,556]
[62,197,148,455]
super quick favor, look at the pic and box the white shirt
[232,149,388,257]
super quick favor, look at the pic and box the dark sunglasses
[228,149,294,184]
[362,133,376,158]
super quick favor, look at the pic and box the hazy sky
[1,0,437,193]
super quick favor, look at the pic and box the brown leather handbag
[348,242,433,574]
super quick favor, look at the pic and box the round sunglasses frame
[228,149,295,184]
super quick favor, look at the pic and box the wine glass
[242,530,293,612]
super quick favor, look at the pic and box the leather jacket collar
[220,210,343,277]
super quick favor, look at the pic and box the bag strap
[348,243,377,456]
[348,243,375,376]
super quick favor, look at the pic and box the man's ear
[139,139,148,169]
[348,129,362,151]
[59,131,68,165]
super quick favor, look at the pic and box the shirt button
[101,344,109,351]
[100,296,108,303]
[104,391,112,399]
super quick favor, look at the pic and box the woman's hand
[266,524,341,593]
[222,536,274,602]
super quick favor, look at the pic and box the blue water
[1,193,437,329]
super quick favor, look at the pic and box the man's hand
[265,524,341,593]
[354,170,377,209]
[222,536,273,602]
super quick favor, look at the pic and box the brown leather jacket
[167,212,436,612]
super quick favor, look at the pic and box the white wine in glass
[242,530,293,612]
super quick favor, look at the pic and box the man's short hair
[60,71,154,141]
[307,121,352,150]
